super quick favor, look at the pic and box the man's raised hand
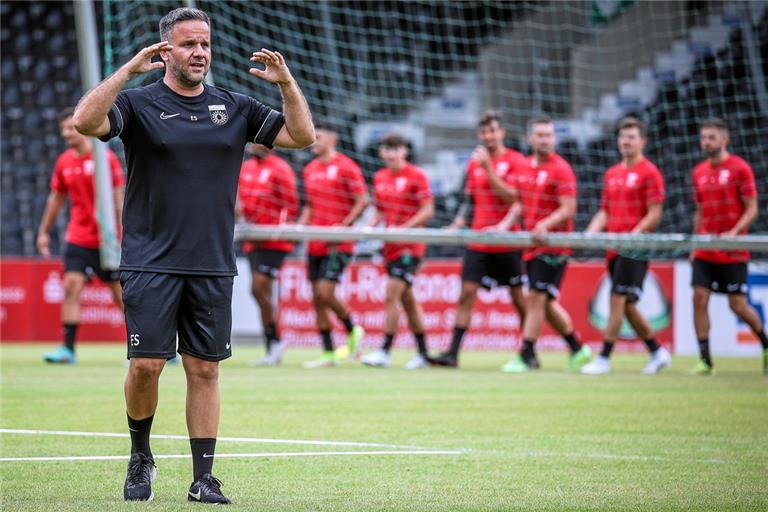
[249,49,293,85]
[124,41,173,78]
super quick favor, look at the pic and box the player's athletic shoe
[501,354,539,373]
[361,349,392,368]
[689,360,715,375]
[334,344,350,359]
[404,354,431,370]
[347,325,365,360]
[567,345,592,371]
[187,474,231,504]
[303,352,337,369]
[43,345,76,364]
[581,356,611,375]
[642,347,672,374]
[124,452,156,501]
[426,351,458,368]
[254,341,286,366]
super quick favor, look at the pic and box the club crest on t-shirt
[208,104,228,125]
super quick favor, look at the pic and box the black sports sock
[63,323,78,351]
[643,337,660,353]
[520,339,536,360]
[563,332,582,354]
[320,329,333,352]
[698,337,713,367]
[382,333,395,352]
[190,438,216,480]
[414,332,427,356]
[341,316,355,333]
[264,323,278,351]
[449,327,466,356]
[753,329,768,350]
[600,341,615,359]
[127,413,153,460]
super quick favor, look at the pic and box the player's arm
[74,42,171,137]
[533,196,576,234]
[449,193,473,229]
[492,201,522,231]
[690,205,701,262]
[723,197,758,236]
[631,202,662,234]
[473,146,516,204]
[339,191,370,227]
[585,209,607,233]
[249,49,314,149]
[36,191,67,257]
[113,186,124,233]
[401,199,435,229]
[280,169,300,222]
[297,205,311,225]
[366,210,381,228]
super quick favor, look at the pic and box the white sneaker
[361,349,392,368]
[266,341,286,365]
[642,347,672,374]
[404,354,430,370]
[581,356,611,375]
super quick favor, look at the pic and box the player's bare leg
[316,279,362,358]
[107,280,125,312]
[401,286,430,368]
[363,278,406,368]
[727,294,768,374]
[251,272,284,365]
[626,300,669,374]
[428,281,480,367]
[507,290,548,370]
[691,286,714,373]
[545,300,590,369]
[44,272,86,364]
[509,285,527,327]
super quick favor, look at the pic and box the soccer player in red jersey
[237,143,298,366]
[428,111,529,368]
[299,124,368,368]
[501,116,591,373]
[36,107,125,365]
[581,117,672,375]
[689,118,768,375]
[360,133,434,370]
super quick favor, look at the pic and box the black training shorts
[526,255,568,299]
[307,251,352,282]
[247,249,288,279]
[386,254,421,286]
[691,258,748,295]
[608,255,649,304]
[121,271,234,361]
[64,243,119,283]
[461,249,526,289]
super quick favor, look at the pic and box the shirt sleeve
[644,165,665,204]
[246,98,285,149]
[344,158,366,196]
[737,161,757,198]
[414,169,433,204]
[599,174,608,211]
[98,91,133,142]
[556,164,577,198]
[464,164,474,195]
[50,155,66,194]
[108,151,125,188]
[277,161,299,221]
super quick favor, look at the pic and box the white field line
[0,429,438,451]
[0,450,467,463]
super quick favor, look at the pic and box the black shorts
[691,259,748,295]
[386,254,421,286]
[121,271,234,361]
[64,243,119,283]
[608,255,649,304]
[247,249,288,279]
[307,251,352,282]
[461,249,526,289]
[526,255,568,299]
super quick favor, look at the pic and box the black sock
[520,339,536,360]
[341,316,355,333]
[643,337,660,353]
[600,341,615,359]
[753,329,768,350]
[264,322,279,351]
[127,413,153,460]
[320,329,333,352]
[449,327,466,356]
[414,332,427,355]
[190,438,216,480]
[63,323,78,351]
[563,332,582,354]
[698,337,712,367]
[382,333,395,352]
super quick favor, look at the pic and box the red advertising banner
[0,259,125,342]
[278,259,674,353]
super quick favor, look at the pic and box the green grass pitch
[1,344,766,511]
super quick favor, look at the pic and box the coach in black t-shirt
[73,7,314,505]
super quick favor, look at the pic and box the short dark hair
[313,123,338,135]
[159,7,210,41]
[527,115,553,133]
[618,116,646,138]
[700,117,728,133]
[379,133,408,148]
[478,110,503,129]
[57,107,75,123]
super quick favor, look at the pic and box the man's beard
[170,60,205,87]
[705,147,721,159]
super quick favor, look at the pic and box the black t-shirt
[100,80,284,275]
